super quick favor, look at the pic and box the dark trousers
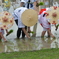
[15,20,27,38]
[15,20,18,25]
[17,28,25,38]
[17,26,27,38]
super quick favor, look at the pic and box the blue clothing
[24,0,37,9]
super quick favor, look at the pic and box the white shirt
[12,7,25,20]
[13,7,28,28]
[12,8,21,20]
[38,13,50,29]
[18,7,28,28]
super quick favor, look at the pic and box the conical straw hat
[21,9,38,26]
[0,11,14,29]
[46,6,59,24]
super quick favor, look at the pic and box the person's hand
[6,29,13,36]
[6,30,8,34]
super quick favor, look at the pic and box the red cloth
[1,29,3,30]
[47,28,50,30]
[48,22,50,25]
[39,8,46,15]
[40,23,43,27]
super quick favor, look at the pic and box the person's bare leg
[0,33,7,42]
[32,23,37,37]
[28,27,31,33]
[0,36,2,41]
[22,28,30,38]
[47,30,51,37]
[47,29,55,38]
[41,31,46,38]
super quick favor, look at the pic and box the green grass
[0,48,59,59]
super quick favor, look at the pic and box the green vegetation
[56,24,59,27]
[6,29,13,36]
[0,48,59,59]
[36,2,44,7]
[28,31,34,34]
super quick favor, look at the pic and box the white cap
[20,0,26,3]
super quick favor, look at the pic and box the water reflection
[0,37,59,53]
[0,23,59,53]
[3,39,19,52]
[0,41,5,53]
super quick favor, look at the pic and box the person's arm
[47,29,55,38]
[6,29,8,33]
[33,1,39,13]
[0,32,7,41]
[22,28,30,38]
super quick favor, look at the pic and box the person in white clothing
[12,9,18,25]
[38,12,55,38]
[13,7,30,39]
[20,0,39,37]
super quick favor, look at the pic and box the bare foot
[4,40,7,42]
[28,31,31,33]
[27,36,30,39]
[51,35,56,39]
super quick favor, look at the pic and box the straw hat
[0,11,14,29]
[21,9,38,26]
[46,6,59,24]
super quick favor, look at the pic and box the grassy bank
[0,48,59,59]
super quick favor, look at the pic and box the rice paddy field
[0,22,59,59]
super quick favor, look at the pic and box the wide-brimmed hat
[21,9,38,26]
[46,6,59,24]
[0,11,14,29]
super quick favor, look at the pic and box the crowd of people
[0,0,56,42]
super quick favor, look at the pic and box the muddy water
[0,23,59,53]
